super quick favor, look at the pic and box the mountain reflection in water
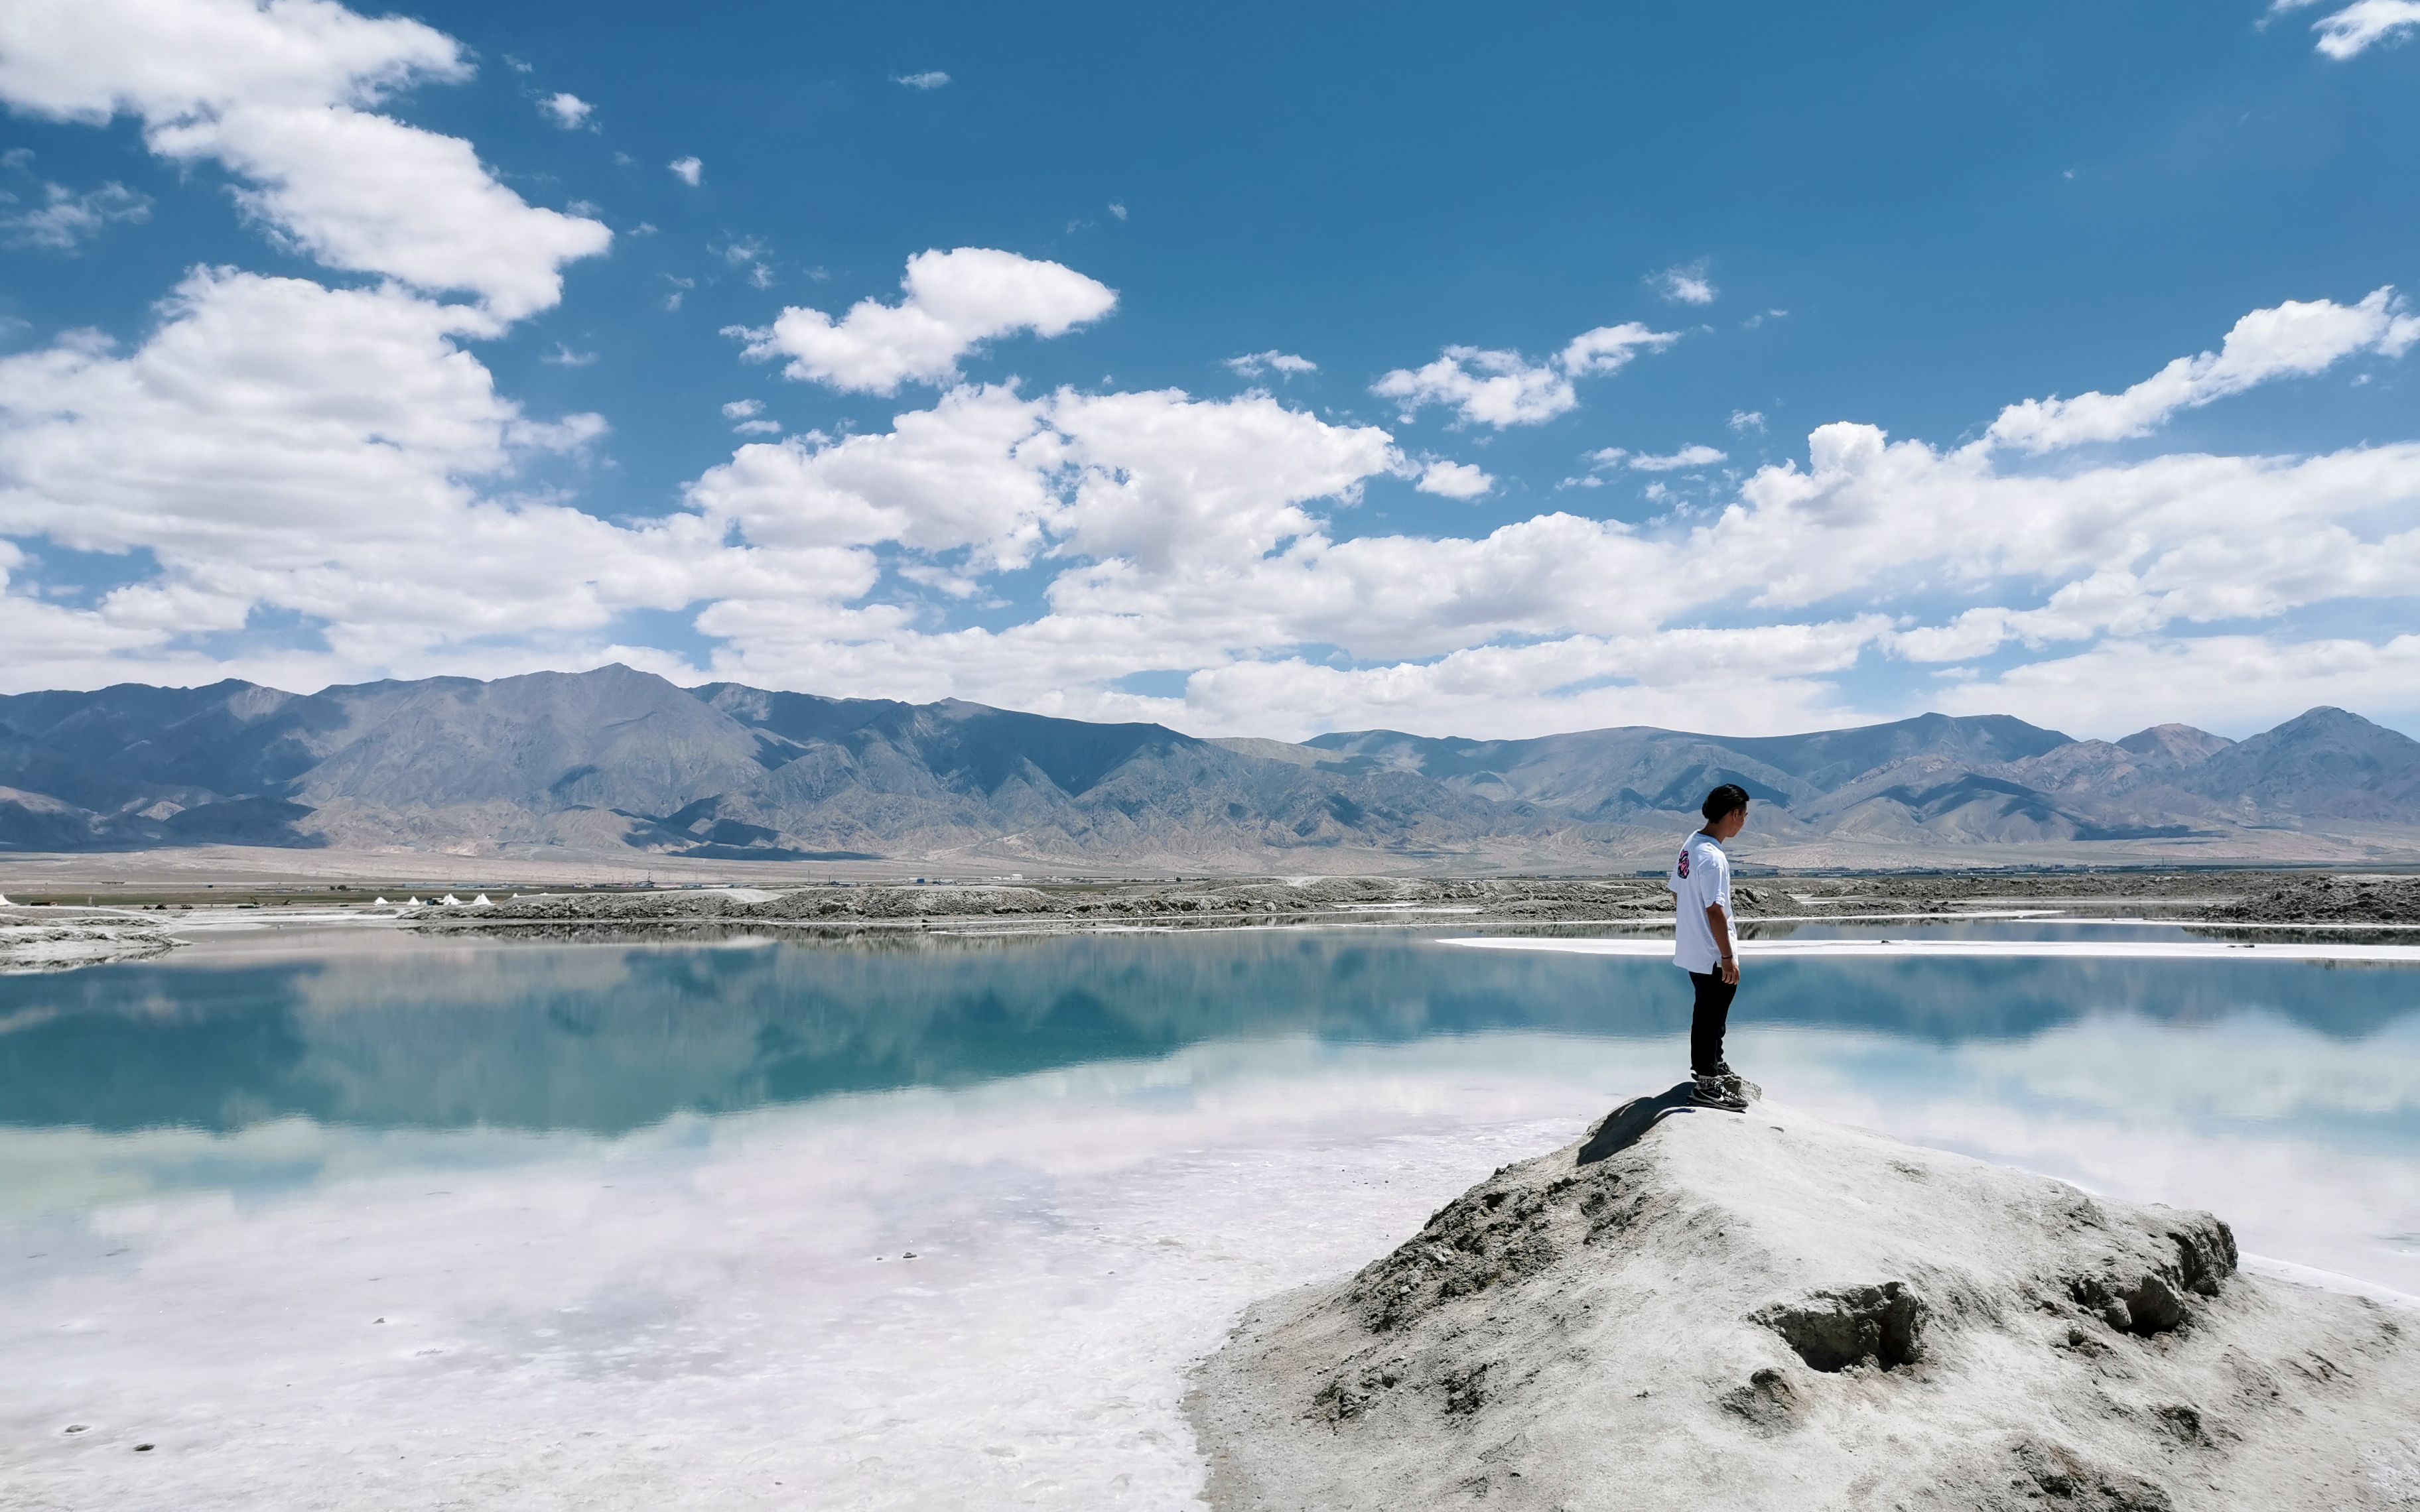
[3,928,2415,1135]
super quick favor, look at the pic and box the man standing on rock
[1672,784,1751,1110]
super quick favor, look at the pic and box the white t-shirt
[1668,830,1733,974]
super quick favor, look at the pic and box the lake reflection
[3,928,2415,1135]
[3,928,2417,1510]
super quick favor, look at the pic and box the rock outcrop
[1188,1088,2420,1509]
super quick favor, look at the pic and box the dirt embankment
[422,876,1697,932]
[2201,873,2420,925]
[413,868,2420,937]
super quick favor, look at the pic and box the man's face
[1712,804,1749,840]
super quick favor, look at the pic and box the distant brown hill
[1,666,2415,867]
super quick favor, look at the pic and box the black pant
[1689,970,1737,1076]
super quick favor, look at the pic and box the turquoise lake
[4,923,2417,1508]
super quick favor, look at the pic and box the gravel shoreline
[9,869,2420,973]
[411,869,2420,934]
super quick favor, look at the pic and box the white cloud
[1413,460,1493,499]
[1375,346,1574,427]
[1558,323,1682,377]
[0,0,610,319]
[894,70,951,90]
[1172,621,1884,739]
[1051,388,1393,574]
[1983,286,2420,452]
[735,247,1117,395]
[721,399,779,435]
[1932,633,2420,736]
[1647,259,1716,306]
[0,269,755,678]
[1225,349,1316,379]
[1623,444,1726,472]
[539,92,591,129]
[669,155,702,186]
[1375,324,1679,428]
[1107,202,1127,221]
[2272,0,2420,57]
[0,179,151,249]
[1728,410,1765,434]
[716,236,774,289]
[0,0,464,119]
[10,196,2420,748]
[675,287,2420,737]
[688,385,1065,570]
[540,344,597,367]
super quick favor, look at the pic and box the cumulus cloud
[0,178,150,249]
[2271,0,2420,56]
[540,92,591,128]
[893,70,950,89]
[1728,409,1765,434]
[689,385,1065,570]
[735,247,1117,395]
[1375,346,1574,428]
[1932,633,2420,736]
[0,269,756,676]
[1373,323,1680,428]
[0,0,610,319]
[669,285,2420,739]
[669,155,702,186]
[9,127,2420,755]
[1413,460,1492,499]
[1983,287,2420,452]
[1647,259,1716,305]
[1620,444,1726,472]
[720,398,779,435]
[1225,349,1316,379]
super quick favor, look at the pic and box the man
[1670,783,1751,1110]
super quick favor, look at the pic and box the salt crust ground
[0,917,180,974]
[1189,1091,2420,1511]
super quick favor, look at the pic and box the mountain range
[3,665,2418,869]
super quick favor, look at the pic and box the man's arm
[1704,901,1738,985]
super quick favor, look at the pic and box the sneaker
[1691,1074,1748,1111]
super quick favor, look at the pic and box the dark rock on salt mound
[1187,1083,2420,1510]
[1757,1281,1926,1371]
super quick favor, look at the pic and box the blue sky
[2,0,2419,741]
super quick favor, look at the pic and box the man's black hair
[1701,783,1751,823]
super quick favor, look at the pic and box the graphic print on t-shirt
[1670,832,1731,974]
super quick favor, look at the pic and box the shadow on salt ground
[1577,1082,1702,1164]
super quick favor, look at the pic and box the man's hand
[1706,902,1737,984]
[1718,956,1739,986]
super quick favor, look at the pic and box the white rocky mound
[1188,1086,2420,1510]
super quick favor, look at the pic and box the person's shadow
[1576,1081,1703,1165]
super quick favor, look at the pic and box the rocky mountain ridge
[1,666,2416,867]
